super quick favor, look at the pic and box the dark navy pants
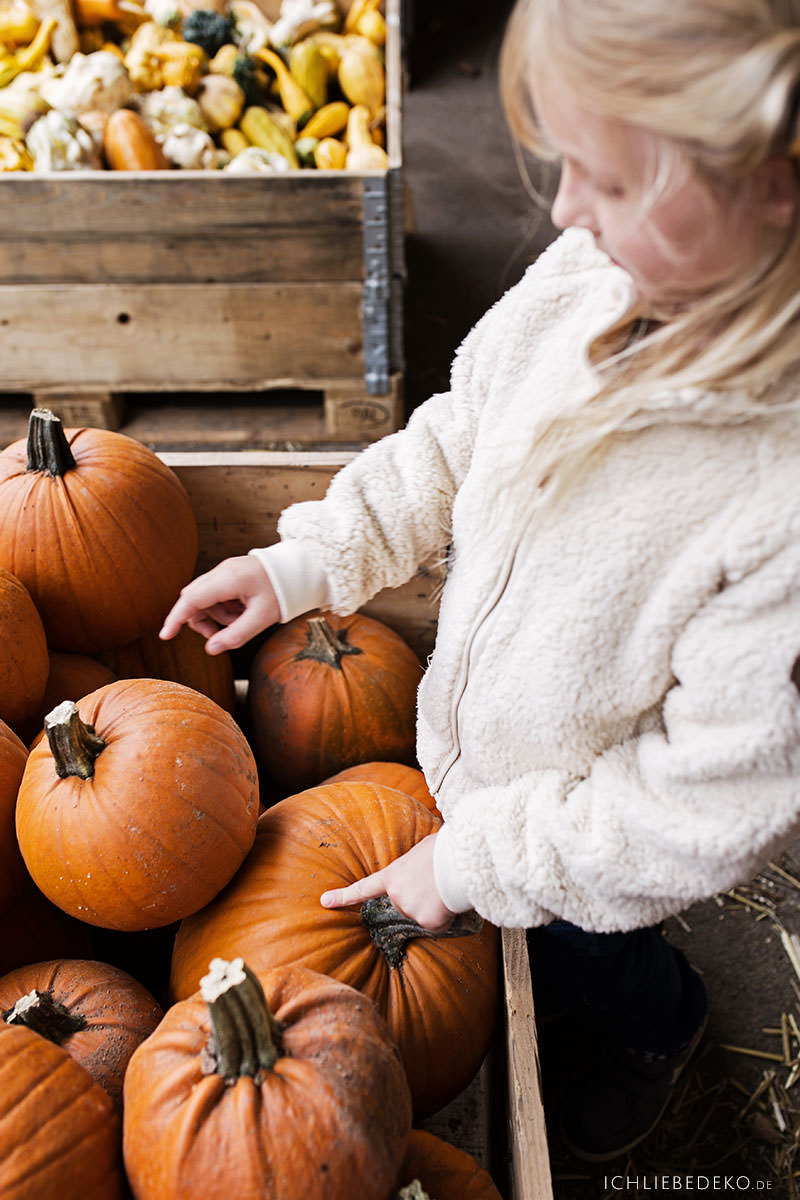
[527,921,708,1056]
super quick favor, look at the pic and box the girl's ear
[760,155,800,228]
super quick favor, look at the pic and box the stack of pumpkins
[0,409,504,1199]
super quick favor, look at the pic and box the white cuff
[432,824,473,915]
[249,541,332,623]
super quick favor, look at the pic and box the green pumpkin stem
[201,957,282,1083]
[295,616,363,669]
[360,895,484,970]
[44,700,106,780]
[3,989,88,1043]
[26,408,77,476]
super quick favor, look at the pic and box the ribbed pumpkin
[170,782,499,1117]
[248,609,424,791]
[123,958,412,1200]
[325,760,437,814]
[396,1130,503,1199]
[0,718,28,913]
[101,624,236,714]
[0,409,199,654]
[18,651,117,746]
[0,1020,124,1199]
[0,958,163,1110]
[0,567,48,735]
[16,678,259,930]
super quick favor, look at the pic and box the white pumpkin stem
[200,957,282,1082]
[396,1183,430,1200]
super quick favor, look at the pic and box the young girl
[160,0,800,1163]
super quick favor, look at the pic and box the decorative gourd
[100,623,236,714]
[395,1130,503,1200]
[0,409,199,653]
[0,1020,124,1199]
[0,880,94,975]
[324,760,437,814]
[0,958,163,1109]
[18,650,117,746]
[0,567,48,734]
[103,107,170,168]
[248,609,424,792]
[123,957,412,1200]
[170,782,499,1117]
[0,718,28,912]
[16,678,259,930]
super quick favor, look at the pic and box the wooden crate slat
[0,282,365,390]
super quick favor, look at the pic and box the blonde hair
[495,0,800,503]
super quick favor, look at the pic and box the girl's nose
[551,162,597,234]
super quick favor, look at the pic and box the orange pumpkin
[101,624,236,714]
[248,609,424,791]
[16,678,259,931]
[0,1020,124,1199]
[0,718,28,913]
[0,567,48,735]
[396,1130,503,1199]
[170,782,499,1117]
[0,409,198,654]
[123,958,412,1200]
[0,958,163,1109]
[325,760,438,814]
[18,651,117,746]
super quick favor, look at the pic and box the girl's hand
[320,833,455,933]
[159,555,280,654]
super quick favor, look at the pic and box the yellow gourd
[344,0,385,46]
[255,46,313,124]
[337,36,385,114]
[301,99,349,139]
[313,135,346,169]
[345,102,388,169]
[220,126,249,156]
[288,39,327,111]
[239,105,299,166]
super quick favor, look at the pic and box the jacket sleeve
[435,532,800,931]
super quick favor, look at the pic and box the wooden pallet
[0,373,404,449]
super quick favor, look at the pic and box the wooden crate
[0,0,405,444]
[164,448,555,1200]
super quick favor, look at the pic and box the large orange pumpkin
[123,958,412,1200]
[325,760,437,814]
[0,409,199,654]
[0,1020,124,1199]
[0,567,48,735]
[247,610,424,791]
[16,678,259,931]
[396,1130,503,1199]
[0,958,163,1110]
[170,782,499,1117]
[0,718,28,913]
[101,624,236,714]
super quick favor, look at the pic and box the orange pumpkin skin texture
[0,719,28,913]
[397,1130,503,1199]
[0,1020,124,1199]
[0,410,199,654]
[16,678,259,931]
[170,782,499,1117]
[0,958,163,1110]
[18,651,117,746]
[123,960,412,1200]
[247,610,424,791]
[0,567,48,735]
[325,760,438,814]
[101,624,236,714]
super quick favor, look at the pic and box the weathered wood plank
[0,282,365,390]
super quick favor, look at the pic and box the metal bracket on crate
[361,169,405,395]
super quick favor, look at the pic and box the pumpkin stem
[360,895,484,970]
[26,408,77,476]
[295,616,363,669]
[200,957,282,1083]
[396,1183,429,1200]
[44,700,106,780]
[3,989,88,1043]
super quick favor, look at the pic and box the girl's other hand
[159,555,281,654]
[320,833,455,933]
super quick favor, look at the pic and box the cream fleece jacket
[251,228,800,933]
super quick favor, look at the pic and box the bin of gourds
[0,0,390,171]
[0,410,506,1199]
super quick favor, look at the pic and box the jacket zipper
[430,542,520,795]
